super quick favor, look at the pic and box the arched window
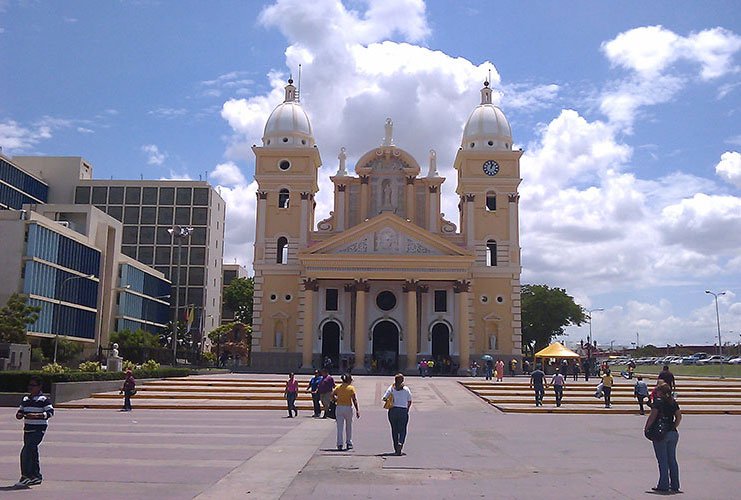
[486,240,497,266]
[277,237,288,264]
[486,192,496,211]
[278,188,290,209]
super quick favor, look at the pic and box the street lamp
[584,308,604,378]
[167,225,193,364]
[705,290,726,379]
[55,273,95,364]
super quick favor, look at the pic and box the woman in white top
[382,373,413,456]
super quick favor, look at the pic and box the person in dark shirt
[306,370,324,417]
[317,369,335,418]
[15,376,54,487]
[657,365,676,390]
[644,382,682,493]
[529,365,546,407]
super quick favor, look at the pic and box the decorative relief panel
[333,228,441,255]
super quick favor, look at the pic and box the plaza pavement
[1,374,739,499]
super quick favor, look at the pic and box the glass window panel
[434,290,448,312]
[193,188,209,206]
[192,207,208,225]
[140,206,156,224]
[175,207,191,225]
[176,187,192,205]
[75,186,90,204]
[139,226,155,244]
[92,186,107,205]
[108,187,124,204]
[106,206,123,221]
[189,247,205,265]
[142,187,158,205]
[125,186,141,204]
[157,206,173,225]
[123,206,140,224]
[188,267,204,286]
[137,246,154,265]
[326,289,338,311]
[122,246,137,258]
[122,226,138,245]
[155,247,171,265]
[190,227,206,245]
[156,227,172,244]
[187,287,203,305]
[159,187,175,205]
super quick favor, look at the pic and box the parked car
[681,356,697,365]
[728,357,741,365]
[697,355,724,365]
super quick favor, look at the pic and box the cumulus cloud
[599,26,741,129]
[209,161,247,186]
[141,144,166,165]
[0,120,51,151]
[715,151,741,187]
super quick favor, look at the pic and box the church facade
[250,78,522,374]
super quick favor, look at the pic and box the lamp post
[586,308,604,378]
[55,273,95,364]
[705,290,726,379]
[167,225,193,364]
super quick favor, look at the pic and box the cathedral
[250,78,522,374]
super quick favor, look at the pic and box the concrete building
[251,79,522,373]
[11,156,226,341]
[222,263,249,324]
[0,153,49,209]
[0,203,170,354]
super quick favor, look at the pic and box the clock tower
[453,80,523,360]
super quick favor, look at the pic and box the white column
[405,177,415,222]
[360,176,369,221]
[428,185,440,232]
[404,281,418,371]
[465,194,475,249]
[302,279,317,369]
[353,280,369,372]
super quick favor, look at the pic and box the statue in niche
[380,179,394,212]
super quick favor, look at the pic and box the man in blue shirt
[529,364,546,407]
[306,369,324,417]
[15,376,54,487]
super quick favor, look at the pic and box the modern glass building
[22,222,101,340]
[0,155,49,209]
[116,262,171,334]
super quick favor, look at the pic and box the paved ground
[1,374,739,499]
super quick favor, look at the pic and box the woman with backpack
[382,373,413,456]
[644,382,682,493]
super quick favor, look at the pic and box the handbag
[644,416,668,442]
[383,391,394,409]
[326,401,337,420]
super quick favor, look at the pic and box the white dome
[262,80,315,148]
[461,82,512,151]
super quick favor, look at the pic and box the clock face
[482,160,500,176]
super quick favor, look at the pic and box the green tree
[110,329,161,349]
[521,284,586,358]
[223,277,254,325]
[39,337,83,363]
[0,293,41,344]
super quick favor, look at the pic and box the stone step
[56,398,317,411]
[90,392,315,401]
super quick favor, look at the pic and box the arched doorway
[321,321,340,370]
[372,320,399,374]
[431,323,450,358]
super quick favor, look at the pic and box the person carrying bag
[382,373,413,456]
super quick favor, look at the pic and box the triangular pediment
[304,213,470,257]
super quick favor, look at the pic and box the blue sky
[1,0,740,349]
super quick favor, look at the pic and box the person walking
[523,359,531,375]
[332,374,360,451]
[15,376,54,487]
[484,359,493,380]
[317,369,335,418]
[634,375,649,415]
[572,360,580,381]
[284,373,299,418]
[495,359,505,382]
[529,364,546,407]
[509,358,518,377]
[306,370,323,418]
[601,369,614,408]
[644,382,682,493]
[120,369,136,412]
[583,358,591,382]
[658,365,676,390]
[383,373,413,456]
[550,368,566,407]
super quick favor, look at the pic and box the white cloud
[602,25,741,80]
[141,144,166,165]
[715,151,741,187]
[599,26,741,129]
[76,126,94,134]
[0,120,52,151]
[209,162,246,186]
[148,107,187,118]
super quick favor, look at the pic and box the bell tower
[453,80,523,362]
[252,78,322,370]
